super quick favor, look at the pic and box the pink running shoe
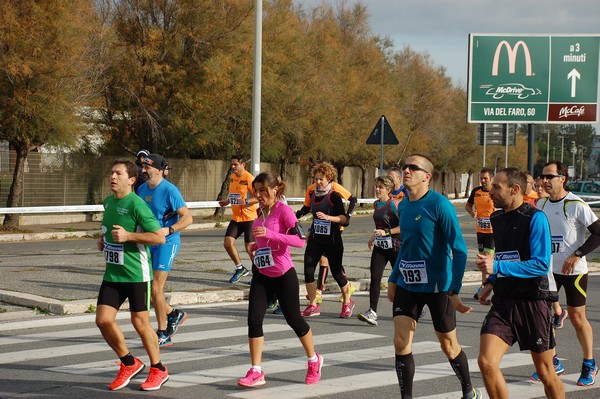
[238,368,266,388]
[301,304,321,317]
[340,299,355,318]
[305,353,324,384]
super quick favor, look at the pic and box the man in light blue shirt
[138,154,192,347]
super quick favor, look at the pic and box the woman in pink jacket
[237,171,323,388]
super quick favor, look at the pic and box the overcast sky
[295,0,600,86]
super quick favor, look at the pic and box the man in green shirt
[95,158,169,391]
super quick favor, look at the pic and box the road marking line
[421,372,596,398]
[2,323,288,365]
[46,331,385,376]
[0,317,232,346]
[168,341,438,388]
[227,353,531,399]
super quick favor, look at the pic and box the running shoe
[473,286,483,300]
[229,266,249,283]
[139,366,169,391]
[238,368,266,387]
[315,290,323,304]
[301,304,320,317]
[305,353,324,384]
[305,290,323,304]
[577,361,598,386]
[530,356,565,381]
[267,299,278,311]
[552,307,568,329]
[340,299,355,318]
[357,308,378,326]
[339,282,356,302]
[157,331,173,348]
[273,305,282,315]
[166,309,187,337]
[109,358,145,391]
[462,387,482,399]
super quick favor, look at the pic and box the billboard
[468,34,600,123]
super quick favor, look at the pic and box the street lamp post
[570,141,578,179]
[580,146,586,180]
[546,128,550,162]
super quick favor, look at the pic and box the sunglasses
[539,174,563,180]
[401,163,430,173]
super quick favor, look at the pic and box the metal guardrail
[10,195,598,215]
[0,198,379,215]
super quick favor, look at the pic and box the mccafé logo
[559,105,585,119]
[492,40,533,76]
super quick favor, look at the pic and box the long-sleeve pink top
[252,200,305,277]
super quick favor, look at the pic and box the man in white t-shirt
[537,160,600,386]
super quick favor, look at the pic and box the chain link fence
[0,151,385,207]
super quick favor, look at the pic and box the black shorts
[476,232,495,253]
[225,220,255,243]
[392,285,456,333]
[97,280,151,312]
[554,273,588,307]
[481,295,555,353]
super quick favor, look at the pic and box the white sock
[251,365,262,372]
[236,264,244,270]
[308,354,318,362]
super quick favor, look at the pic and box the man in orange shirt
[523,172,539,206]
[465,167,495,300]
[218,155,259,283]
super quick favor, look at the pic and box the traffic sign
[366,115,398,176]
[366,115,399,144]
[476,123,516,146]
[468,34,600,123]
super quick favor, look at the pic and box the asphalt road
[2,203,600,314]
[1,278,600,398]
[0,208,484,304]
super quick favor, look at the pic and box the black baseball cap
[142,154,167,171]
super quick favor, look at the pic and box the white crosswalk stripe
[3,307,599,398]
[168,341,438,388]
[0,316,232,347]
[420,372,586,399]
[46,331,382,377]
[227,353,533,399]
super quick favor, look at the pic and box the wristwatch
[448,290,458,296]
[574,249,584,257]
[168,226,175,236]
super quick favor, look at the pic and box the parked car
[566,181,600,208]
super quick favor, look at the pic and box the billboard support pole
[528,124,535,175]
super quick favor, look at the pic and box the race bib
[254,247,275,269]
[477,217,491,230]
[313,219,331,235]
[104,243,124,266]
[495,250,521,262]
[551,235,564,254]
[399,260,428,284]
[229,193,242,205]
[375,236,393,249]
